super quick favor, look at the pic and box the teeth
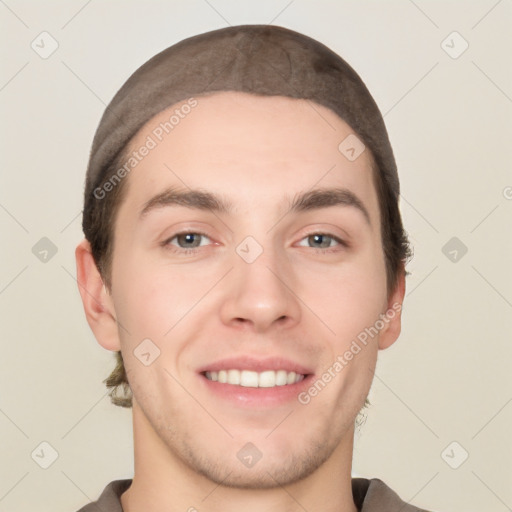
[275,370,288,386]
[258,370,275,388]
[227,369,240,385]
[240,370,259,387]
[204,369,305,388]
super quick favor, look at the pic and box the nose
[219,244,302,333]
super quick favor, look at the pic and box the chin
[180,436,335,490]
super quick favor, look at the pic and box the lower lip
[199,373,314,407]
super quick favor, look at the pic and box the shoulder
[75,479,132,512]
[77,477,438,511]
[353,477,437,512]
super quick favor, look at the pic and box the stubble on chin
[152,418,346,491]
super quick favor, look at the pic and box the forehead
[118,91,379,223]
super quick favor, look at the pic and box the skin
[76,91,405,512]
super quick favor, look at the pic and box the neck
[121,401,358,512]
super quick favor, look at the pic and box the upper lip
[197,356,313,376]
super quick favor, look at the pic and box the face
[89,91,403,488]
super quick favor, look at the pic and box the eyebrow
[139,186,371,226]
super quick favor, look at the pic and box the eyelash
[161,230,348,255]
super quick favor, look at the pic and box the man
[75,24,434,511]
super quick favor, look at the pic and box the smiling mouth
[203,369,306,388]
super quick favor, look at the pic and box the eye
[161,231,347,255]
[163,231,212,253]
[297,233,347,252]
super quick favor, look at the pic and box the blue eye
[162,231,347,256]
[163,232,212,253]
[297,233,347,251]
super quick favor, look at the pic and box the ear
[75,239,120,351]
[377,266,406,350]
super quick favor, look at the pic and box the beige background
[1,1,511,511]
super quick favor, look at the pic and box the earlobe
[75,239,121,351]
[378,267,406,350]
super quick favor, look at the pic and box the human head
[80,24,411,407]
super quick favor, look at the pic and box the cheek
[300,249,387,346]
[111,239,230,359]
[113,261,202,341]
